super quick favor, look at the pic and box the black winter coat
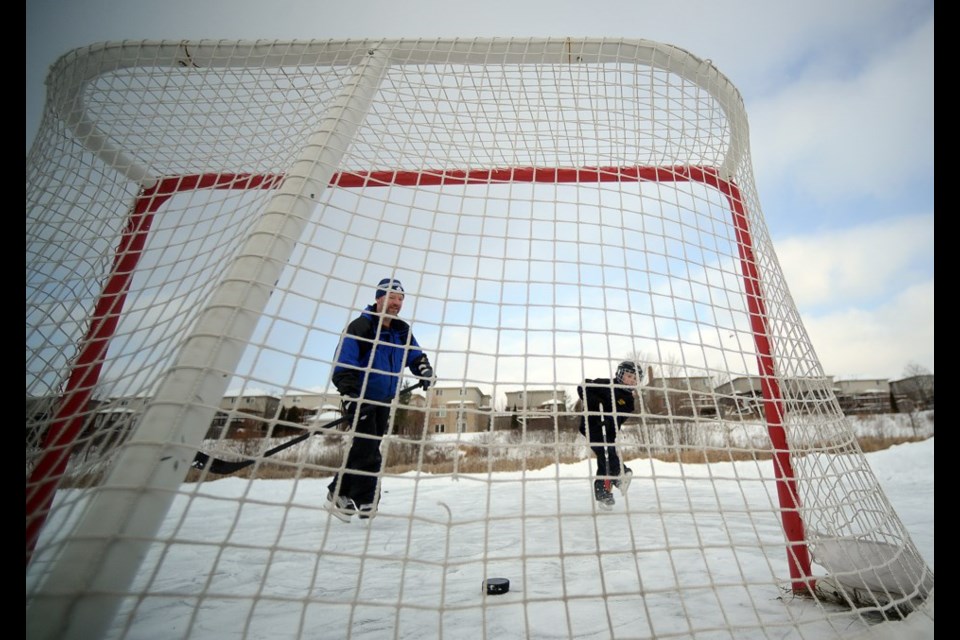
[577,378,636,435]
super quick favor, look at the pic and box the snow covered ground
[27,412,934,639]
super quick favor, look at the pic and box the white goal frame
[26,38,932,640]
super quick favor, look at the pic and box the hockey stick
[192,382,424,475]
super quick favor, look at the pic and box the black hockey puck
[484,577,510,595]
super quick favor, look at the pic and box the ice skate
[325,491,357,523]
[358,488,382,521]
[615,466,633,496]
[357,502,378,521]
[594,479,615,511]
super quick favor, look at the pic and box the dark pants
[327,404,391,506]
[582,415,621,479]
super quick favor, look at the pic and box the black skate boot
[594,479,615,511]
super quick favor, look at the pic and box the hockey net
[26,38,932,639]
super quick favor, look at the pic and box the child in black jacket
[578,361,642,510]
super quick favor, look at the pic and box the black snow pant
[327,404,391,507]
[582,415,622,480]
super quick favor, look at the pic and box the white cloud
[796,278,933,380]
[774,213,933,309]
[773,211,933,379]
[749,14,933,205]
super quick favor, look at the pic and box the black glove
[413,355,434,389]
[332,369,361,399]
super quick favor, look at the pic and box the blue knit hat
[375,278,404,299]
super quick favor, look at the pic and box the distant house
[428,386,492,433]
[213,390,282,438]
[643,376,716,417]
[27,394,63,444]
[890,374,934,412]
[84,406,139,450]
[26,394,59,423]
[713,375,835,417]
[26,393,155,450]
[503,389,568,413]
[834,379,892,415]
[281,390,340,425]
[500,388,571,432]
[302,405,342,432]
[282,390,339,409]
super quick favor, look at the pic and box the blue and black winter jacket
[332,305,428,402]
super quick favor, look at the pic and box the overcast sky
[25,0,934,381]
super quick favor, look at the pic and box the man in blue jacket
[326,278,434,522]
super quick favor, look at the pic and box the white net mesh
[26,38,932,640]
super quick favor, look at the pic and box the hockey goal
[26,38,932,639]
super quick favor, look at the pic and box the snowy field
[27,415,934,640]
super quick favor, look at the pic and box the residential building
[643,376,716,417]
[212,390,282,437]
[282,390,340,413]
[427,386,492,433]
[890,374,934,412]
[834,378,892,415]
[503,388,569,413]
[713,375,835,417]
[500,388,572,432]
[281,390,342,426]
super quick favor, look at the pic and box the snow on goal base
[26,38,932,639]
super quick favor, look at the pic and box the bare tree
[657,353,686,380]
[625,350,657,384]
[901,362,934,411]
[712,370,732,390]
[903,362,932,377]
